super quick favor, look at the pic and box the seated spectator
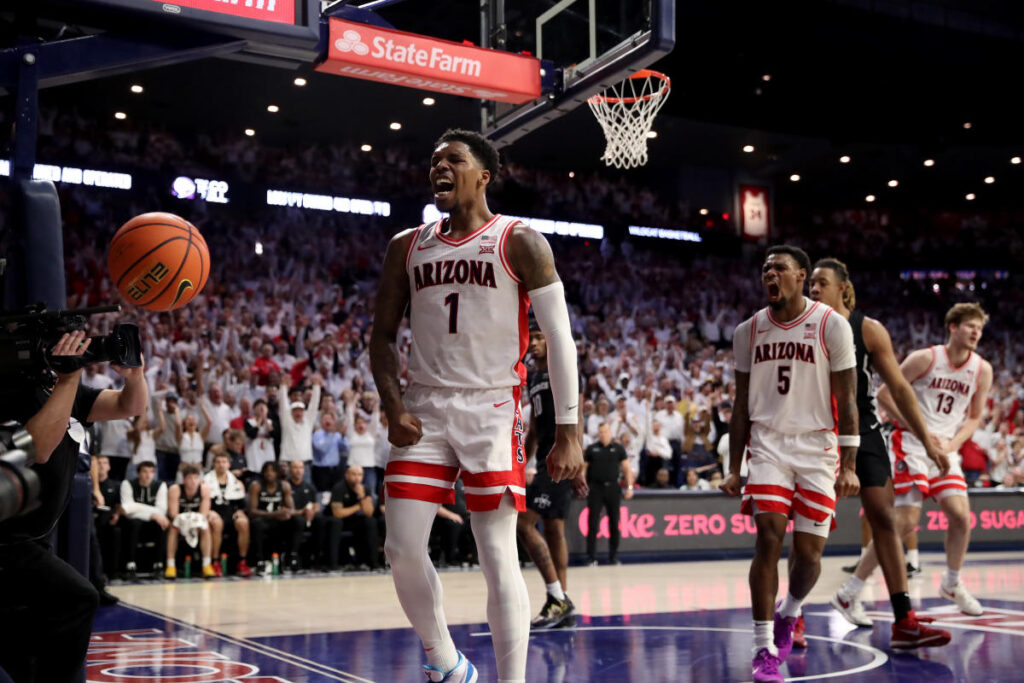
[165,464,215,579]
[92,455,123,579]
[286,460,324,571]
[644,420,672,485]
[681,468,710,492]
[312,411,348,493]
[681,409,719,477]
[708,470,724,490]
[119,461,169,577]
[209,429,251,486]
[248,461,295,570]
[203,452,253,577]
[327,465,379,570]
[648,468,673,489]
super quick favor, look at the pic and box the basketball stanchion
[587,70,671,169]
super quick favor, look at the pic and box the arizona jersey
[733,299,856,435]
[406,215,530,390]
[899,345,983,448]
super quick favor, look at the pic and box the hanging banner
[740,185,770,241]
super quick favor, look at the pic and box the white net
[587,70,671,169]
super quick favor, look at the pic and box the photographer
[0,330,147,683]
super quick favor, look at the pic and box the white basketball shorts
[890,429,967,506]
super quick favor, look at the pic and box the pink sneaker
[774,602,797,660]
[752,647,784,682]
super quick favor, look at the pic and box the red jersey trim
[404,225,425,272]
[434,213,502,246]
[942,344,973,372]
[766,300,820,330]
[819,309,833,361]
[910,347,938,384]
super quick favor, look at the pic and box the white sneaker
[830,591,873,627]
[941,583,983,616]
[424,651,478,683]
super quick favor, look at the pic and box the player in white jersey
[370,129,583,683]
[846,303,992,617]
[722,245,860,683]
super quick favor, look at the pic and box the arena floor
[90,550,1023,682]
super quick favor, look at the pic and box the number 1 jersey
[733,299,856,435]
[405,215,530,390]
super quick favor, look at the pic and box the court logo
[335,29,370,55]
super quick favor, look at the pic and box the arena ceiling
[6,0,1024,208]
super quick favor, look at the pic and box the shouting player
[370,129,583,683]
[722,245,858,683]
[832,302,992,619]
[810,258,951,648]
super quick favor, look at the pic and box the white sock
[859,546,869,561]
[942,568,960,589]
[906,549,919,566]
[202,556,211,567]
[126,561,137,570]
[752,620,777,656]
[384,497,459,674]
[166,559,176,569]
[471,498,531,682]
[778,593,803,619]
[546,581,565,601]
[840,576,865,599]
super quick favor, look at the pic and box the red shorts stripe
[385,461,460,482]
[742,484,795,499]
[386,481,455,505]
[465,490,526,512]
[462,469,525,488]
[792,498,831,523]
[741,497,791,516]
[794,486,836,510]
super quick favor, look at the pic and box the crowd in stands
[3,107,1023,582]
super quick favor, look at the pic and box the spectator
[243,398,277,473]
[312,411,347,493]
[286,460,323,571]
[98,416,132,482]
[648,467,673,489]
[209,429,251,485]
[165,464,214,579]
[654,395,684,485]
[202,451,253,577]
[644,420,672,486]
[278,376,322,483]
[119,461,169,578]
[344,398,380,495]
[126,410,165,481]
[248,461,295,570]
[327,465,379,570]
[92,455,123,580]
[152,391,182,482]
[82,363,115,391]
[681,409,719,477]
[681,468,710,491]
[175,402,211,475]
[584,423,634,566]
[201,385,234,456]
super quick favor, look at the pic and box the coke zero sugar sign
[316,18,542,103]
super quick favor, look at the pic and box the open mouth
[766,282,781,300]
[433,178,454,200]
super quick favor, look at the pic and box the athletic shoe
[751,648,783,682]
[202,564,216,579]
[906,562,922,578]
[941,582,983,616]
[212,562,223,578]
[423,651,478,682]
[164,566,177,580]
[830,591,873,627]
[123,562,138,582]
[842,561,859,573]
[890,611,952,649]
[773,602,797,660]
[236,560,253,578]
[792,615,807,649]
[532,594,576,629]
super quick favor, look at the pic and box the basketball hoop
[587,70,671,169]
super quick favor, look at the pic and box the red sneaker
[891,611,951,649]
[236,560,253,578]
[212,562,223,578]
[793,614,807,649]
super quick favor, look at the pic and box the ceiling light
[647,130,658,139]
[887,179,898,188]
[389,122,402,130]
[965,193,976,200]
[360,144,372,152]
[244,128,255,136]
[1011,156,1021,165]
[789,174,801,182]
[267,105,279,113]
[568,171,575,178]
[963,122,972,129]
[839,155,850,164]
[114,112,126,120]
[742,145,755,153]
[762,74,771,82]
[923,159,935,167]
[699,208,709,216]
[293,77,307,86]
[422,97,436,106]
[865,195,876,203]
[130,84,143,94]
[984,176,995,184]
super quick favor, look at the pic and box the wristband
[838,435,861,447]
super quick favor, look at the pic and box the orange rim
[588,69,671,105]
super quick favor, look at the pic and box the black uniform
[95,475,123,581]
[525,369,573,519]
[583,439,627,563]
[177,485,203,514]
[850,310,892,488]
[0,384,103,683]
[327,479,379,569]
[288,479,324,566]
[251,482,289,562]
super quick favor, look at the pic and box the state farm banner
[316,18,542,103]
[566,490,1024,557]
[740,185,770,241]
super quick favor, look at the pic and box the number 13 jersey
[900,345,982,449]
[733,299,856,435]
[405,215,530,390]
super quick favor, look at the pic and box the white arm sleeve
[529,281,579,424]
[732,318,754,373]
[824,312,857,372]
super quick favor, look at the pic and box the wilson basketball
[108,212,210,311]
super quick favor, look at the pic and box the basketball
[108,212,210,311]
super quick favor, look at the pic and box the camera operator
[0,330,148,683]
